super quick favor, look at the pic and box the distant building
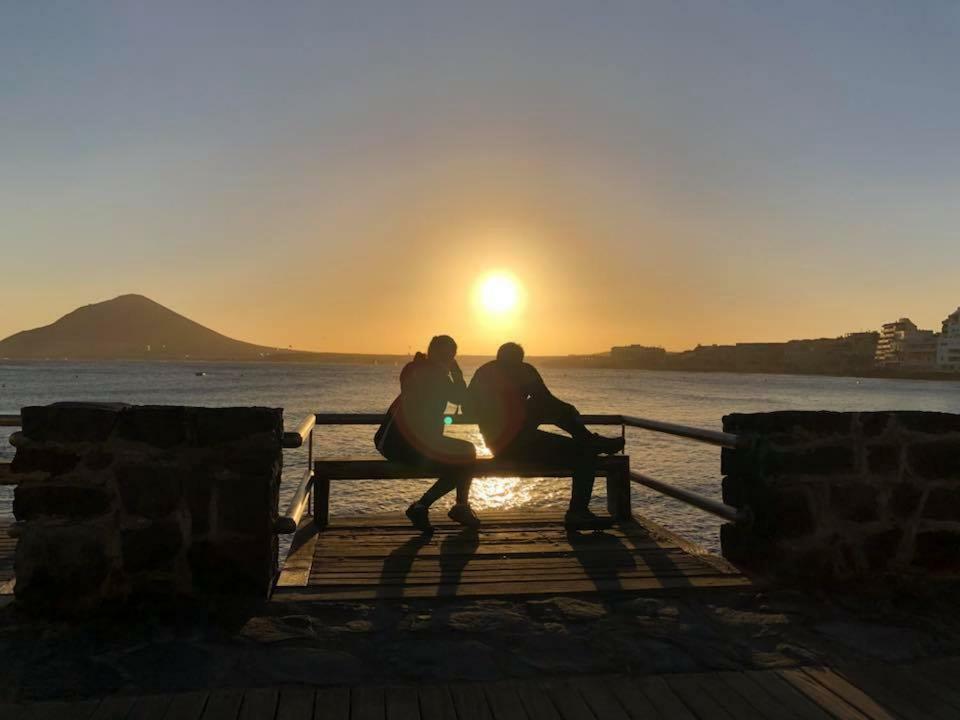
[875,318,939,370]
[783,333,878,374]
[938,307,960,371]
[610,344,667,368]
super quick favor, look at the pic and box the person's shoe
[564,508,615,530]
[405,502,433,533]
[591,433,625,455]
[448,503,481,529]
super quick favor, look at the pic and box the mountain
[0,294,323,361]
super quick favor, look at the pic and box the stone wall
[10,403,283,613]
[721,411,960,583]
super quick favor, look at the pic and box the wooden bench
[310,454,631,528]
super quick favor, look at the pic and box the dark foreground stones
[10,403,283,613]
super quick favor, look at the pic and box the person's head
[496,342,525,366]
[427,334,458,367]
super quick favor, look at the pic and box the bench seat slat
[313,455,628,480]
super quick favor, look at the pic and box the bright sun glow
[477,272,522,315]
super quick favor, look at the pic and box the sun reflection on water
[446,423,548,511]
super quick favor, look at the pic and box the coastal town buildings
[874,318,939,370]
[938,307,960,371]
[610,344,667,368]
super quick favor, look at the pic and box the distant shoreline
[2,356,960,383]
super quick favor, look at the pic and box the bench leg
[606,467,632,521]
[313,475,330,530]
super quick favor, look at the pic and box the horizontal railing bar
[312,412,624,426]
[0,414,21,428]
[277,466,314,534]
[282,413,317,448]
[621,415,744,449]
[629,470,749,523]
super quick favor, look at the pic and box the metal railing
[278,411,751,533]
[3,410,751,530]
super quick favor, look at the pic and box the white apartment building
[938,307,960,371]
[875,318,939,369]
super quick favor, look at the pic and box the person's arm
[447,359,468,405]
[525,366,579,419]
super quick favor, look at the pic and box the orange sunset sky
[2,4,957,356]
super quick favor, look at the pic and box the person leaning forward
[465,342,623,529]
[375,334,479,532]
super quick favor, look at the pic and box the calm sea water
[2,361,959,552]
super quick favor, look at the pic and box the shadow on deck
[273,510,751,602]
[0,521,14,597]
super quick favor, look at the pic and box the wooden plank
[417,686,458,720]
[314,688,350,720]
[90,696,138,720]
[482,683,527,720]
[310,544,687,559]
[313,456,628,481]
[163,692,209,720]
[201,690,244,720]
[310,557,720,575]
[277,523,321,588]
[279,574,751,601]
[276,687,316,720]
[384,687,419,720]
[306,570,732,588]
[800,668,898,720]
[716,671,807,720]
[635,676,698,720]
[605,676,665,720]
[308,553,701,569]
[28,699,100,720]
[663,674,736,720]
[128,694,174,720]
[514,684,562,720]
[830,663,950,720]
[680,672,766,719]
[449,684,493,720]
[350,687,385,720]
[897,662,960,711]
[570,677,631,720]
[0,703,32,720]
[238,688,278,720]
[307,525,660,539]
[539,683,594,720]
[741,671,834,720]
[777,670,870,720]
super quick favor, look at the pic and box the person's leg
[414,435,476,506]
[525,397,622,454]
[503,430,597,510]
[417,475,460,508]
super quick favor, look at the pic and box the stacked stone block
[10,403,283,612]
[721,411,960,583]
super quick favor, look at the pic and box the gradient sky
[2,2,958,355]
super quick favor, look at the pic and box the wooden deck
[0,520,15,596]
[274,510,751,601]
[4,660,959,719]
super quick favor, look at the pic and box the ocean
[2,361,959,552]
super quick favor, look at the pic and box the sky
[2,1,958,355]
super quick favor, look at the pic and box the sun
[474,271,523,317]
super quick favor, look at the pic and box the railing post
[313,475,330,529]
[306,429,314,516]
[606,455,632,521]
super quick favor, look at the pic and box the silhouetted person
[375,335,479,531]
[465,342,623,529]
